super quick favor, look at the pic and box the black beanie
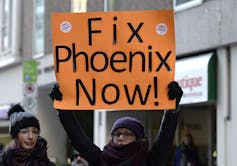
[111,117,146,138]
[8,104,40,138]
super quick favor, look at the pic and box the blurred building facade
[0,0,236,165]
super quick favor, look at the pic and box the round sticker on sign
[60,21,72,33]
[156,23,167,35]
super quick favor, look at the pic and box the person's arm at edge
[148,109,179,166]
[49,84,101,165]
[57,110,101,165]
[147,81,183,165]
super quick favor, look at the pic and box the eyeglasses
[112,131,135,138]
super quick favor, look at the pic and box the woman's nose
[28,131,34,139]
[118,134,125,139]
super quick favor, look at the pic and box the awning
[0,104,10,120]
[175,52,216,104]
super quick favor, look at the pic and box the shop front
[174,52,217,166]
[0,65,23,149]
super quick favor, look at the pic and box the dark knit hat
[111,117,145,138]
[8,104,40,138]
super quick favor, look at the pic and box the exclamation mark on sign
[154,76,159,106]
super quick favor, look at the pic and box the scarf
[1,137,51,166]
[100,140,148,166]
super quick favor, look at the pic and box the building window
[0,0,21,68]
[174,0,203,12]
[104,0,128,11]
[33,0,44,58]
[1,0,12,54]
[71,0,87,12]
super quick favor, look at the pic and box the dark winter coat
[0,137,55,166]
[173,143,200,166]
[58,110,179,166]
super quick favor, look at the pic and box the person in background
[0,104,55,166]
[49,81,183,166]
[173,133,201,166]
[71,149,89,166]
[0,143,3,154]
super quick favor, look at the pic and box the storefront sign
[23,60,38,113]
[51,10,176,110]
[0,105,10,120]
[175,53,216,104]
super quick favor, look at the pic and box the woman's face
[17,127,39,149]
[112,128,136,146]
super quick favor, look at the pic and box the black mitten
[168,81,183,108]
[49,84,63,101]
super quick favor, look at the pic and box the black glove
[168,81,183,108]
[49,84,63,101]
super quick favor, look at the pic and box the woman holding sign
[49,81,183,166]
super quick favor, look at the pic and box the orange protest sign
[51,10,176,110]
